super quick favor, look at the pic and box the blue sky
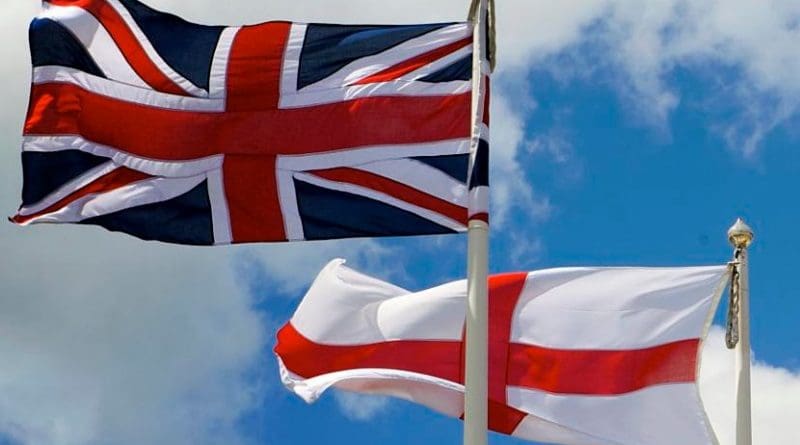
[1,1,799,445]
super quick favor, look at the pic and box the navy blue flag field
[12,0,490,245]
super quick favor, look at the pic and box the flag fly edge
[695,265,732,445]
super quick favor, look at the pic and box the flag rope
[726,248,743,349]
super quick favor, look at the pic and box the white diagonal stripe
[390,44,473,84]
[279,22,472,108]
[39,5,150,89]
[18,161,118,216]
[293,172,465,233]
[352,158,468,207]
[275,139,471,172]
[468,186,489,215]
[23,174,205,225]
[23,136,224,178]
[209,27,239,99]
[33,66,224,112]
[279,80,471,108]
[106,0,208,97]
[303,23,471,92]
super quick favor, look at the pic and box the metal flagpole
[464,1,491,445]
[727,218,754,445]
[464,220,489,445]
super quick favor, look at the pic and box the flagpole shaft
[464,1,490,443]
[464,220,489,445]
[735,246,752,445]
[728,218,754,445]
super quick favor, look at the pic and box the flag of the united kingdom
[12,0,490,245]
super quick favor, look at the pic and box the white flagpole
[464,220,489,445]
[728,218,754,445]
[464,1,490,445]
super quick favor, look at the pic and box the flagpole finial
[728,218,754,249]
[726,217,754,445]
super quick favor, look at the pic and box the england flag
[276,260,729,445]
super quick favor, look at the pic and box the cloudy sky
[2,1,800,444]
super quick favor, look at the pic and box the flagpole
[464,220,489,445]
[728,218,754,445]
[464,1,490,445]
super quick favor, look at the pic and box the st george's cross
[12,0,490,245]
[275,260,729,445]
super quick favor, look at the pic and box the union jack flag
[12,0,490,245]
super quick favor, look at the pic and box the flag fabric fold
[275,259,729,445]
[12,0,489,244]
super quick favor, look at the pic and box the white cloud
[602,0,800,155]
[333,391,392,422]
[524,0,800,155]
[0,233,266,445]
[234,239,395,295]
[700,327,800,445]
[487,0,800,156]
[490,93,552,227]
[0,229,399,445]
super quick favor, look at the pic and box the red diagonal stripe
[482,79,490,125]
[48,0,190,96]
[507,339,699,395]
[353,37,472,86]
[25,83,471,160]
[469,212,489,224]
[310,167,468,224]
[12,166,152,224]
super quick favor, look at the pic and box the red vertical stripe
[223,22,290,242]
[223,155,286,242]
[486,273,529,434]
[482,79,490,126]
[226,22,291,111]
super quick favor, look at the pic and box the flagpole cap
[728,218,754,248]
